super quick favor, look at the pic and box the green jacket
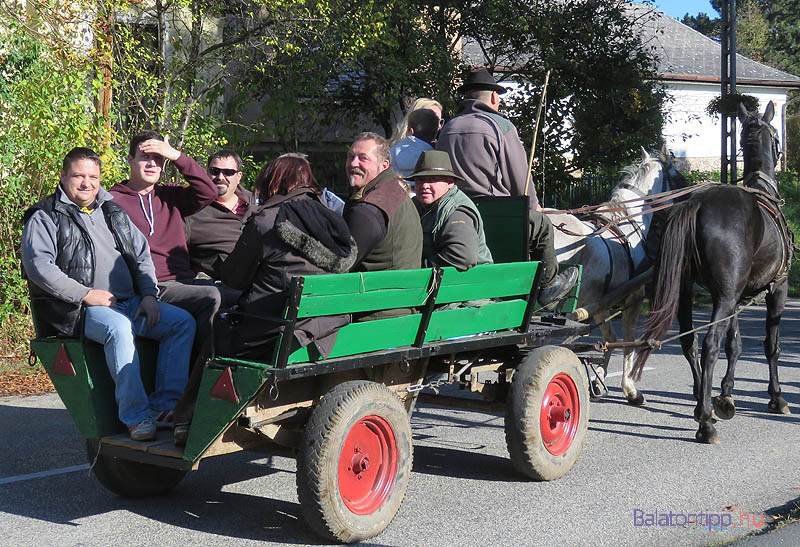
[417,186,493,271]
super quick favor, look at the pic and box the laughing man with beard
[343,132,422,319]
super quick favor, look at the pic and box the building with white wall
[629,3,800,171]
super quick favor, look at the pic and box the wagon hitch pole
[568,267,653,323]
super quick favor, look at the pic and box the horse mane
[611,151,666,200]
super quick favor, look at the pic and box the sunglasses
[209,167,240,177]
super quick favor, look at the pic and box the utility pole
[720,0,737,184]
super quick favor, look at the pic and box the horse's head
[614,147,685,199]
[738,101,780,186]
[653,146,687,193]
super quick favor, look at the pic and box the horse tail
[632,200,701,378]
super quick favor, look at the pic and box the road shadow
[411,444,520,482]
[0,449,351,545]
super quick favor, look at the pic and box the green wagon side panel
[296,269,433,318]
[424,299,528,342]
[288,314,422,363]
[183,363,270,462]
[31,337,160,439]
[436,263,538,304]
[32,339,120,438]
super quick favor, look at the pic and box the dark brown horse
[633,101,793,443]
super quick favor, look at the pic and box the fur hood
[277,220,357,273]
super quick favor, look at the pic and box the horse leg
[591,310,614,399]
[677,286,701,403]
[713,317,741,420]
[621,289,645,406]
[765,279,790,414]
[694,298,737,444]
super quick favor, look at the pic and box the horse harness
[548,184,711,294]
[576,210,636,294]
[742,171,796,284]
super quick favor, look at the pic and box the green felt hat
[406,151,464,181]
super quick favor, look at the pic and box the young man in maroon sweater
[110,131,221,432]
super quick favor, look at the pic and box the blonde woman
[389,97,443,146]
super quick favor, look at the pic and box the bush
[787,115,800,173]
[0,27,108,336]
[777,172,800,296]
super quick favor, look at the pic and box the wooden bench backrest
[295,262,539,318]
[279,261,543,364]
[473,196,530,263]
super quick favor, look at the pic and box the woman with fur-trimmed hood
[218,153,357,360]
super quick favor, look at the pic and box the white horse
[547,149,686,405]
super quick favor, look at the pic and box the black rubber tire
[296,380,413,543]
[505,345,589,481]
[86,439,186,497]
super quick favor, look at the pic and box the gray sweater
[436,99,539,210]
[22,187,158,305]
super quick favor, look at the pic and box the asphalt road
[2,299,800,546]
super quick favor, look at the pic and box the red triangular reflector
[52,344,76,376]
[210,367,239,404]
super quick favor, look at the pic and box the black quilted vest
[23,188,141,337]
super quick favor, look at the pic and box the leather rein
[546,183,713,238]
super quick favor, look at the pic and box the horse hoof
[696,408,718,424]
[695,427,720,444]
[590,380,608,401]
[627,393,645,406]
[768,398,791,415]
[713,396,736,420]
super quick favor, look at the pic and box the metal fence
[538,173,616,210]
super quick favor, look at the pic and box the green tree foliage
[0,24,108,327]
[681,12,720,38]
[0,0,668,328]
[463,0,665,186]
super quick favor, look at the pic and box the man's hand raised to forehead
[138,135,181,162]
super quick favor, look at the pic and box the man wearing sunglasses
[185,150,255,280]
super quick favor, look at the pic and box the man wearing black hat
[437,67,577,308]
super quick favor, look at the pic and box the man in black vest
[344,132,422,272]
[21,147,196,441]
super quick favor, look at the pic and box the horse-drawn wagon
[29,197,594,543]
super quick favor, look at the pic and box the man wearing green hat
[437,67,577,308]
[407,150,493,271]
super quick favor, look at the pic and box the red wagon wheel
[505,345,589,481]
[540,373,581,456]
[297,381,412,543]
[338,414,398,514]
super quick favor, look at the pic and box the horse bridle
[742,115,781,167]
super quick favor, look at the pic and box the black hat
[406,151,464,181]
[457,67,507,94]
